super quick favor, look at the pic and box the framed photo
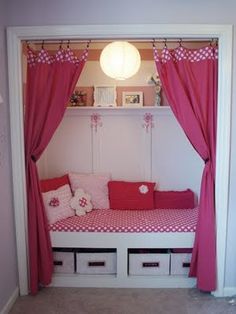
[122,91,143,107]
[94,85,117,107]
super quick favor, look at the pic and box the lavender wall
[0,0,18,311]
[1,1,236,307]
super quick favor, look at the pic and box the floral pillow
[42,184,74,224]
[68,172,110,209]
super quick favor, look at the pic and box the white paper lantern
[100,41,141,80]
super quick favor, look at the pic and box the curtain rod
[26,38,217,45]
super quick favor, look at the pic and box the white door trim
[6,24,233,296]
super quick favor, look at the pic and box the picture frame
[122,91,143,107]
[94,85,117,107]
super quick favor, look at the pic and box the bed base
[50,231,196,288]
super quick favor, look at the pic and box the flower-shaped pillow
[70,188,93,216]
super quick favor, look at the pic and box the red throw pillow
[154,189,195,209]
[108,181,155,210]
[40,174,70,193]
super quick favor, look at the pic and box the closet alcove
[8,25,232,295]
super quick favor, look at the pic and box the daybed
[49,207,197,288]
[40,174,197,288]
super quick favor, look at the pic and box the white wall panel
[39,113,93,178]
[93,114,150,180]
[151,113,203,196]
[38,107,203,198]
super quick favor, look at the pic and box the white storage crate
[76,251,117,275]
[170,253,192,275]
[129,252,170,276]
[53,250,75,274]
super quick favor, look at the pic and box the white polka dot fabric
[27,47,89,67]
[153,45,218,64]
[49,207,198,233]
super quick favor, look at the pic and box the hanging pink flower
[143,113,154,132]
[91,113,103,132]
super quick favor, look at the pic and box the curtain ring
[178,38,182,47]
[86,39,91,49]
[67,40,70,49]
[41,40,44,50]
[210,38,218,47]
[163,38,167,48]
[210,38,217,47]
[152,38,156,48]
[26,41,30,49]
[59,40,63,49]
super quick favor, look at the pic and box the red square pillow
[40,174,70,193]
[154,189,195,209]
[108,181,155,210]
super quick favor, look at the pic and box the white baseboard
[223,287,236,297]
[0,287,19,314]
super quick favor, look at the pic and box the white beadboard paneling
[93,114,150,180]
[39,107,202,199]
[39,115,93,178]
[151,112,203,196]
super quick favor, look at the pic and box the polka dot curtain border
[27,47,89,67]
[153,45,218,64]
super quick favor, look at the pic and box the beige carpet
[9,287,236,314]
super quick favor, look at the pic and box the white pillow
[68,172,110,209]
[42,184,74,224]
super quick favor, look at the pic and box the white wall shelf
[67,105,170,109]
[66,105,172,117]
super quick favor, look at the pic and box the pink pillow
[42,184,75,224]
[154,189,195,209]
[68,173,110,209]
[40,174,70,193]
[108,181,155,210]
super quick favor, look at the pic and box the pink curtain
[153,44,218,291]
[25,45,88,294]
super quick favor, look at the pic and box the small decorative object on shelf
[94,86,117,107]
[149,74,162,106]
[122,91,143,107]
[69,90,87,107]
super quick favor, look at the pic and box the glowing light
[100,41,141,80]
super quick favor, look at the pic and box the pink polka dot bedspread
[49,207,198,233]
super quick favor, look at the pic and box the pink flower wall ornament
[91,113,103,132]
[143,113,154,133]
